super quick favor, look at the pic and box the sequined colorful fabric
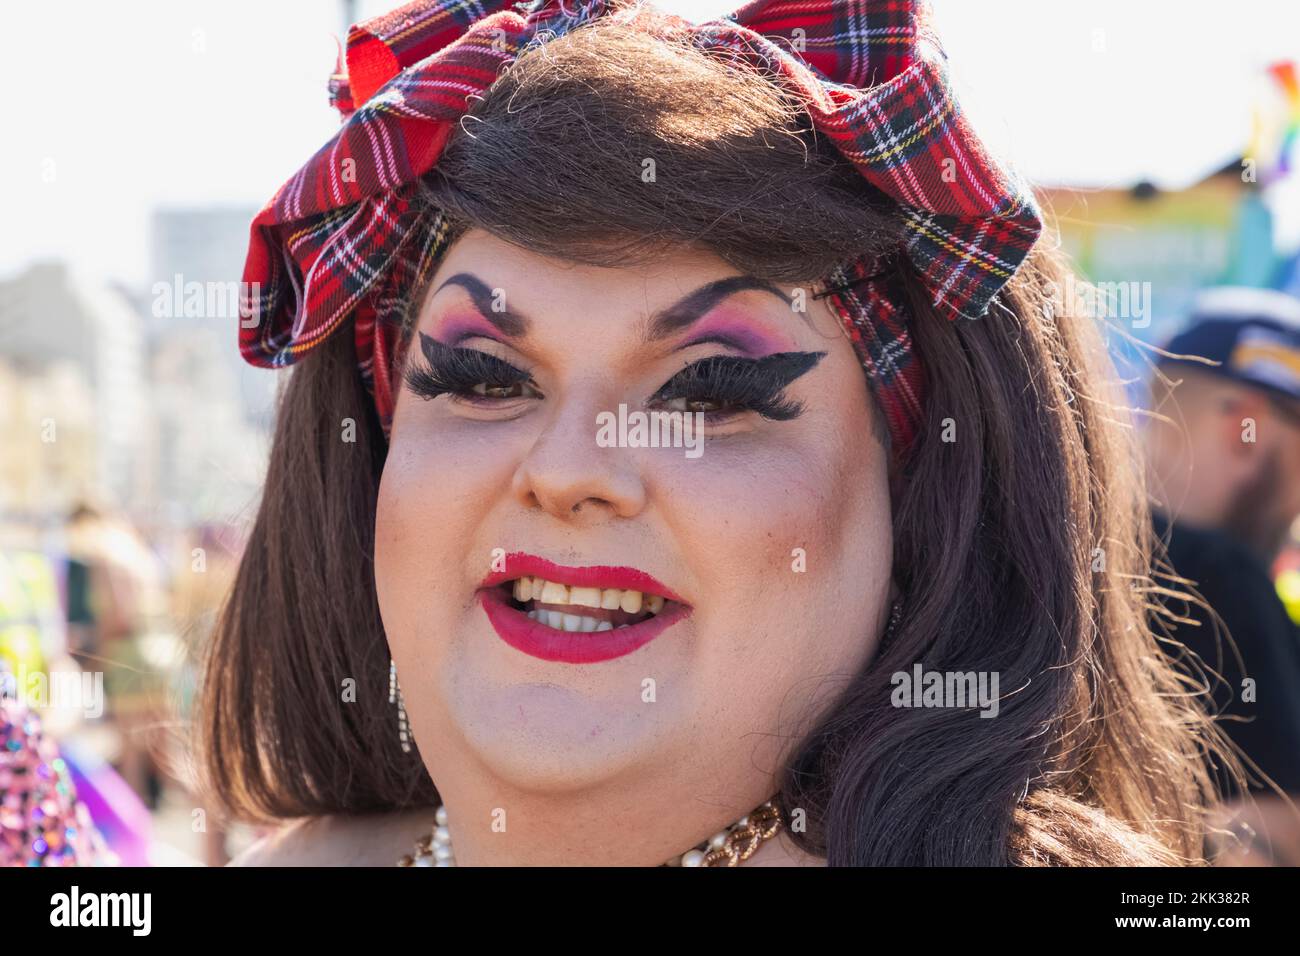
[1,697,115,867]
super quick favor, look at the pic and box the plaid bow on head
[239,0,1042,459]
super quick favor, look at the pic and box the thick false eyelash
[403,331,537,401]
[648,351,827,421]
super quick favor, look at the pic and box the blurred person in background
[0,520,130,866]
[63,504,101,660]
[1146,286,1300,863]
[64,506,182,811]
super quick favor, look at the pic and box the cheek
[373,419,517,650]
[648,407,891,687]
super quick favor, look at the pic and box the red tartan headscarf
[239,0,1042,460]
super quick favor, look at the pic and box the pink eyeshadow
[429,307,793,353]
[681,310,793,355]
[432,312,503,345]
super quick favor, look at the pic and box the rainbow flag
[1268,61,1299,175]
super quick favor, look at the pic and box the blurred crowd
[0,507,249,865]
[1143,287,1300,864]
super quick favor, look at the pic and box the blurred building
[0,250,269,526]
[145,206,274,527]
[0,262,154,514]
[149,207,258,301]
[149,207,276,426]
[0,358,99,516]
[149,327,268,526]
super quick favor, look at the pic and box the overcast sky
[4,0,1298,285]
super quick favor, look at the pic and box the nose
[510,392,648,520]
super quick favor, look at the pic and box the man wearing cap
[1146,287,1300,847]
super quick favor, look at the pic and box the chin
[441,677,675,792]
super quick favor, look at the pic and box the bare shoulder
[227,808,437,867]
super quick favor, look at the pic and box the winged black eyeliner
[649,351,827,421]
[404,331,536,400]
[405,330,825,421]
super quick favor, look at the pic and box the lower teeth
[525,608,627,632]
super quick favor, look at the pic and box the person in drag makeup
[202,0,1243,866]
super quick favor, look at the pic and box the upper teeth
[512,577,665,615]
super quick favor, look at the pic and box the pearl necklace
[398,799,784,867]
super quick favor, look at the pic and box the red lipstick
[480,553,685,602]
[478,553,690,664]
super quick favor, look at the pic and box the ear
[1222,392,1269,459]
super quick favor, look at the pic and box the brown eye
[663,396,730,414]
[470,382,540,400]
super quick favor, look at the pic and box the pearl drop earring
[389,658,411,753]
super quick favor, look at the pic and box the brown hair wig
[196,15,1239,864]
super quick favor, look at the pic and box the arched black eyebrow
[641,275,792,341]
[430,273,528,337]
[428,272,791,341]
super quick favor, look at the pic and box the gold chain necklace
[398,799,783,867]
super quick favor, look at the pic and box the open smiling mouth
[505,577,668,631]
[478,557,691,664]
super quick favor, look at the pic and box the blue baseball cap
[1160,287,1300,405]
